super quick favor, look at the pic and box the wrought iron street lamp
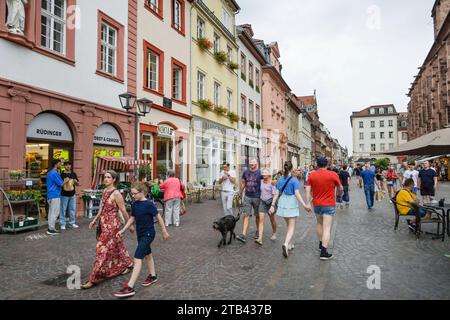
[119,93,152,178]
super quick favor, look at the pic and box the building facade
[255,40,290,174]
[407,0,450,140]
[190,0,240,184]
[0,0,135,219]
[236,24,265,172]
[351,104,400,163]
[286,93,301,168]
[298,102,314,168]
[136,0,193,182]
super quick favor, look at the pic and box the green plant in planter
[256,123,261,130]
[249,79,254,88]
[241,117,247,124]
[249,120,255,129]
[241,73,246,81]
[214,51,227,64]
[256,86,260,93]
[227,112,239,123]
[198,99,212,111]
[214,106,227,115]
[228,62,239,70]
[197,37,213,50]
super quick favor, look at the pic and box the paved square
[0,180,449,300]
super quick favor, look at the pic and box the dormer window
[370,108,375,115]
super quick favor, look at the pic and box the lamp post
[119,93,152,178]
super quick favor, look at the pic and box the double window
[172,0,185,34]
[41,0,67,55]
[359,132,364,140]
[359,121,364,128]
[371,132,376,139]
[172,58,186,103]
[389,131,394,139]
[241,54,246,79]
[255,69,260,90]
[222,8,231,31]
[241,95,247,118]
[256,105,261,125]
[370,121,375,128]
[197,71,205,100]
[249,100,254,122]
[214,82,221,106]
[144,41,164,95]
[227,46,233,63]
[213,33,220,53]
[146,0,163,18]
[388,120,393,127]
[227,90,232,111]
[100,23,117,76]
[197,17,205,38]
[249,62,254,86]
[371,144,376,152]
[380,120,385,127]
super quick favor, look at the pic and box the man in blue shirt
[360,163,376,210]
[237,158,263,243]
[46,159,67,235]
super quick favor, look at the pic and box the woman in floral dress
[82,171,134,289]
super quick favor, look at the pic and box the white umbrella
[385,128,450,156]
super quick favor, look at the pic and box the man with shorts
[306,157,343,260]
[237,159,263,243]
[418,161,438,204]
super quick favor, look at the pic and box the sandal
[255,239,263,246]
[121,267,132,275]
[81,281,95,289]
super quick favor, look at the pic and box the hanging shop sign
[158,125,175,138]
[94,124,122,146]
[26,113,73,142]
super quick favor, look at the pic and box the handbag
[273,176,293,211]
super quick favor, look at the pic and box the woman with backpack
[159,170,186,227]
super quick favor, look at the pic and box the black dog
[213,212,241,248]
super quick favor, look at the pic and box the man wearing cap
[306,157,343,260]
[217,163,237,216]
[237,159,263,243]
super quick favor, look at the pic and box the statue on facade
[6,0,28,35]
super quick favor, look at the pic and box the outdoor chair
[192,182,208,202]
[391,193,443,240]
[185,183,196,203]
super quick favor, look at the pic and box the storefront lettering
[94,136,120,144]
[36,129,62,137]
[158,125,174,137]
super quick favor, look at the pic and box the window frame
[214,81,221,107]
[96,10,125,83]
[143,40,165,96]
[249,61,254,85]
[371,144,376,152]
[171,57,187,105]
[41,0,67,55]
[197,71,206,101]
[241,95,247,119]
[241,53,246,79]
[359,121,364,128]
[227,90,232,112]
[256,105,261,125]
[197,16,205,39]
[249,100,254,122]
[213,32,221,53]
[171,0,186,36]
[145,0,164,20]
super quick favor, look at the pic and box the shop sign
[94,124,122,146]
[27,113,73,142]
[158,125,175,138]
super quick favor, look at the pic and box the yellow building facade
[190,0,240,184]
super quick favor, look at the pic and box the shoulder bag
[273,176,293,211]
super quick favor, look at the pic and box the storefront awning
[91,156,152,189]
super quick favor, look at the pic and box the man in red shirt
[306,157,343,260]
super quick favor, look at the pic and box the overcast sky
[236,0,436,154]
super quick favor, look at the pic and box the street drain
[240,265,254,271]
[42,273,69,287]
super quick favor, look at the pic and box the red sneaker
[114,284,135,298]
[141,274,158,287]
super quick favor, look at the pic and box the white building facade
[351,104,400,164]
[236,24,266,172]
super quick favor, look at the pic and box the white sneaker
[70,224,79,229]
[60,225,66,230]
[288,244,295,251]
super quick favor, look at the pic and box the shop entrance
[156,137,174,179]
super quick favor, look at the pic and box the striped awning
[91,156,152,189]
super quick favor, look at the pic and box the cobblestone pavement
[0,180,449,300]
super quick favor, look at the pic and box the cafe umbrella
[384,127,450,156]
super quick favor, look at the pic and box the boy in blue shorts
[114,182,169,298]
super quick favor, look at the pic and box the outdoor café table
[423,203,449,238]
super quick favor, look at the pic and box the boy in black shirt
[114,182,169,298]
[337,165,351,209]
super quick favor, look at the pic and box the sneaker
[255,239,263,246]
[236,234,247,243]
[141,274,158,287]
[282,244,289,258]
[60,225,66,230]
[69,224,79,229]
[288,244,295,251]
[319,241,324,252]
[46,229,60,235]
[254,231,259,239]
[345,203,350,208]
[114,284,135,298]
[320,251,333,260]
[340,204,344,209]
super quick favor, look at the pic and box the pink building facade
[256,41,290,173]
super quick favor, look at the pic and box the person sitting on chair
[396,178,432,232]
